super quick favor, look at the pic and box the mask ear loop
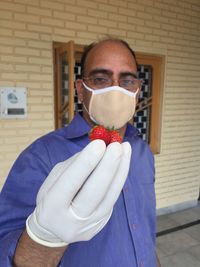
[83,101,98,125]
[82,82,94,92]
[81,81,92,115]
[81,82,98,125]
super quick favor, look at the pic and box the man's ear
[136,87,141,103]
[75,79,84,102]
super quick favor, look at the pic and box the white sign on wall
[0,87,27,119]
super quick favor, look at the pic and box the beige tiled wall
[0,0,200,210]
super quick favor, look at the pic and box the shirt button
[140,261,144,267]
[124,187,128,192]
[131,223,137,230]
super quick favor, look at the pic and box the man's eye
[93,77,108,84]
[120,79,135,86]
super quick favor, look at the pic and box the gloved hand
[26,140,132,247]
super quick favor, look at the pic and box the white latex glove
[26,140,132,247]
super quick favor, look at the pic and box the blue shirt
[0,114,156,267]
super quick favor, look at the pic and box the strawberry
[109,130,122,144]
[89,125,122,145]
[89,125,110,145]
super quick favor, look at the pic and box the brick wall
[0,0,200,210]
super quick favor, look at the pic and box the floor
[156,202,200,267]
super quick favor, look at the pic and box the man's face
[76,41,138,127]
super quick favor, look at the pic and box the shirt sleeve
[0,139,51,266]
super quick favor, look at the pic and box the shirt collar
[64,113,91,139]
[125,122,140,138]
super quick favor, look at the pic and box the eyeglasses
[83,76,143,92]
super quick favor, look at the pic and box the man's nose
[112,79,119,86]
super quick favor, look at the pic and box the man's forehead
[80,38,137,78]
[88,40,132,56]
[86,43,136,63]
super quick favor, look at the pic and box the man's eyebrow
[87,69,113,77]
[86,69,138,78]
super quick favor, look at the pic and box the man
[0,38,160,266]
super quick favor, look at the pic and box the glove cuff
[26,214,68,248]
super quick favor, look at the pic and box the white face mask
[82,82,138,129]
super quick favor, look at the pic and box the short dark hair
[80,38,138,77]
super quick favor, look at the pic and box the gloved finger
[36,153,79,203]
[47,140,106,206]
[71,142,122,217]
[95,142,131,217]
